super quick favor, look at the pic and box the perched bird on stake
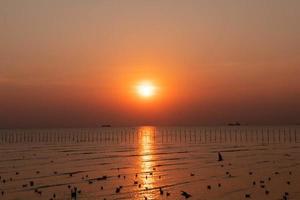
[218,152,223,161]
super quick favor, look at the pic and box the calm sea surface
[0,126,299,200]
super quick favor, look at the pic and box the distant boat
[228,122,241,126]
[101,124,112,127]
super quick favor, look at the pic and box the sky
[0,0,299,128]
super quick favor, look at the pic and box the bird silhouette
[181,191,192,198]
[218,152,223,161]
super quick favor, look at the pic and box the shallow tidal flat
[0,126,299,200]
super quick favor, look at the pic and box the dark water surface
[0,126,299,200]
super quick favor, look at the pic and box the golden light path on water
[136,126,157,199]
[0,127,300,199]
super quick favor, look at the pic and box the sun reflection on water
[137,126,157,199]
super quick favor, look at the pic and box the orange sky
[0,1,299,128]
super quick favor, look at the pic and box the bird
[181,191,192,198]
[29,181,34,186]
[265,190,269,195]
[71,187,77,200]
[159,187,163,195]
[218,152,223,161]
[285,192,289,196]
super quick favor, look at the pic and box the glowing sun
[136,81,156,98]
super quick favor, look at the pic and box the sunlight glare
[136,81,156,98]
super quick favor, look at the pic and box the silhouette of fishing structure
[0,126,298,144]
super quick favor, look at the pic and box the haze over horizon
[1,0,299,128]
